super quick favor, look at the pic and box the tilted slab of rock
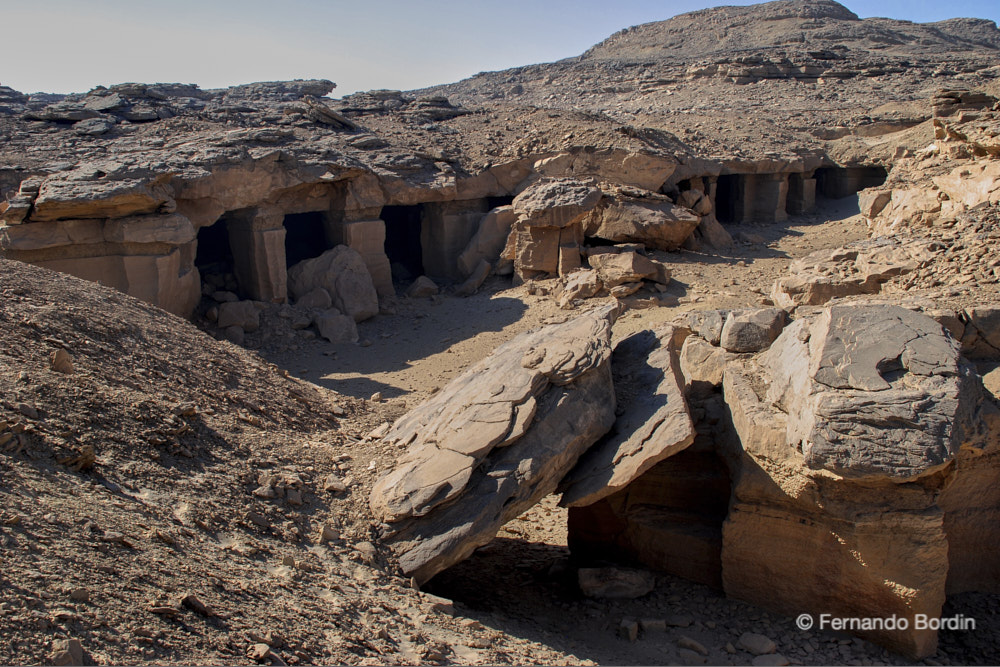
[559,324,695,507]
[457,205,516,277]
[370,305,619,583]
[760,305,974,479]
[581,190,700,251]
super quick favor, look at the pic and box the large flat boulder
[761,305,969,479]
[582,191,700,251]
[559,324,695,507]
[512,178,602,229]
[722,304,995,658]
[370,305,619,583]
[587,250,660,287]
[287,245,379,322]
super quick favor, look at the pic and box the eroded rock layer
[370,305,619,583]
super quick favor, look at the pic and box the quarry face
[2,0,1000,665]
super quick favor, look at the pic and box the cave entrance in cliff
[381,205,425,282]
[815,166,888,199]
[566,444,735,590]
[715,174,742,223]
[486,195,515,210]
[284,211,331,268]
[195,217,242,296]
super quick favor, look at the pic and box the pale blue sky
[2,0,998,97]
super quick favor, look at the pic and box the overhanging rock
[370,305,619,584]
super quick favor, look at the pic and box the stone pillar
[420,200,490,281]
[228,209,287,303]
[343,219,394,297]
[787,171,817,215]
[705,176,719,217]
[750,173,789,222]
[735,175,754,223]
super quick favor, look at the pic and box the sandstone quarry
[2,0,1000,664]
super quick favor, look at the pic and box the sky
[2,0,998,98]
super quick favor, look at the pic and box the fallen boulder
[587,250,660,287]
[718,308,787,354]
[314,309,359,344]
[370,305,620,583]
[287,245,379,322]
[582,190,700,251]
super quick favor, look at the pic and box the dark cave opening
[381,205,425,281]
[284,211,331,268]
[486,195,516,210]
[715,174,741,224]
[195,217,242,296]
[815,166,888,199]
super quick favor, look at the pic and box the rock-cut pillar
[227,209,287,303]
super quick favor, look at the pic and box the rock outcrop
[581,188,700,251]
[369,305,619,583]
[722,305,993,658]
[569,303,1000,659]
[559,324,695,507]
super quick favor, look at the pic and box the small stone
[50,348,75,374]
[17,403,38,419]
[725,642,737,654]
[69,588,90,602]
[281,555,296,567]
[181,593,214,616]
[252,485,277,499]
[407,276,439,298]
[101,531,126,544]
[247,643,274,662]
[678,648,708,665]
[752,655,790,666]
[639,618,667,633]
[49,638,86,666]
[422,593,454,616]
[323,474,347,493]
[246,512,269,528]
[321,525,340,542]
[678,636,709,656]
[370,392,383,403]
[738,632,777,656]
[148,604,180,617]
[285,488,303,506]
[619,618,639,642]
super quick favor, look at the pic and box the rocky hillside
[419,0,1000,157]
[0,260,574,666]
[582,0,1000,62]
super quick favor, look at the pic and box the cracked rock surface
[370,304,619,583]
